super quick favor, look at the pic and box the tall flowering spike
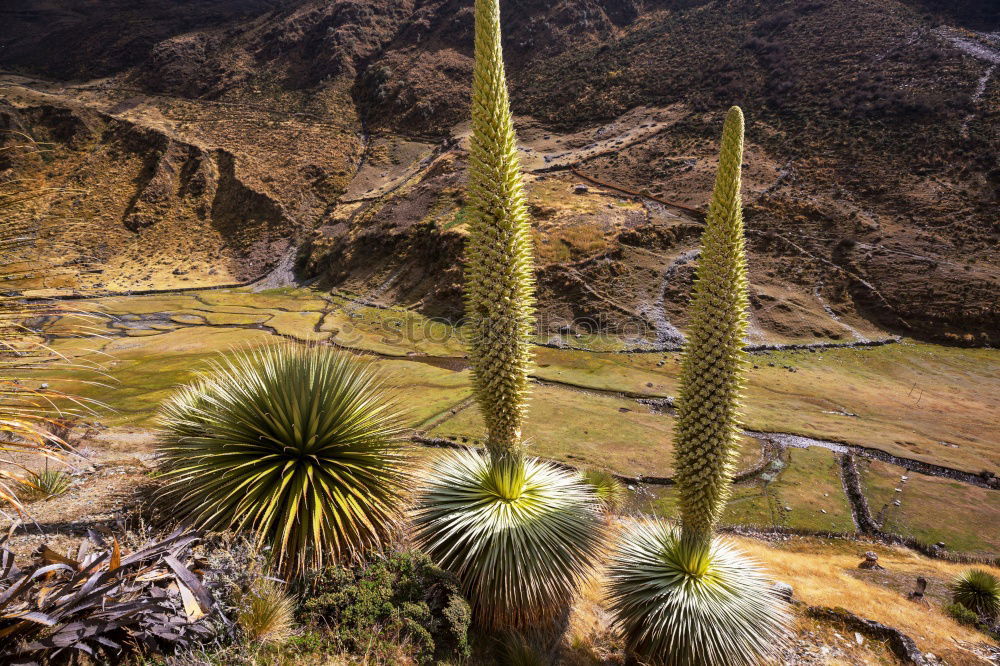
[674,106,749,545]
[465,0,536,461]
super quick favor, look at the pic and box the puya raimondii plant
[412,0,604,630]
[607,107,791,666]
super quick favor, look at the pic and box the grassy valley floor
[4,285,999,663]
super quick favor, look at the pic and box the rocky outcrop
[806,607,929,665]
[2,100,296,287]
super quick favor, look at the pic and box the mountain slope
[1,0,996,344]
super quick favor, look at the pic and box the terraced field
[23,286,1000,558]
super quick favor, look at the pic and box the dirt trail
[814,282,870,343]
[934,26,1000,138]
[962,63,996,138]
[934,27,1000,65]
[567,168,704,221]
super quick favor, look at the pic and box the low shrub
[299,550,471,664]
[946,602,980,627]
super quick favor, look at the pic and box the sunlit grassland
[742,344,1000,475]
[23,326,473,429]
[430,383,676,476]
[22,289,1000,478]
[538,343,1000,474]
[645,447,854,533]
[736,536,1000,653]
[861,458,1000,556]
[14,287,1000,558]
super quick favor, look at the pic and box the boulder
[858,551,884,570]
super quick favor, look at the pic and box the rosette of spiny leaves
[413,0,604,631]
[412,449,604,630]
[607,108,791,665]
[951,569,1000,618]
[156,344,408,577]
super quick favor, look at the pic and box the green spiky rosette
[607,521,791,666]
[412,449,606,629]
[951,569,1000,617]
[156,344,408,576]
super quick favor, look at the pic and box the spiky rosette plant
[607,107,791,665]
[413,3,604,628]
[156,344,408,577]
[952,569,1000,618]
[608,521,790,665]
[412,449,604,629]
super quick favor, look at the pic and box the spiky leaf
[607,521,791,666]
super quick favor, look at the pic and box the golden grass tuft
[559,535,997,663]
[236,579,297,646]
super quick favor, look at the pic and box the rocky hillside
[1,0,997,344]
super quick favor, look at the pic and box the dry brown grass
[558,529,997,664]
[736,536,1000,654]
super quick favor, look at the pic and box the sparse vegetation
[498,631,547,666]
[0,138,85,513]
[156,344,408,576]
[1,1,999,663]
[20,466,71,501]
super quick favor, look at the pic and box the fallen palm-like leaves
[0,529,216,663]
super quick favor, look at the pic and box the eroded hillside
[1,0,997,344]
